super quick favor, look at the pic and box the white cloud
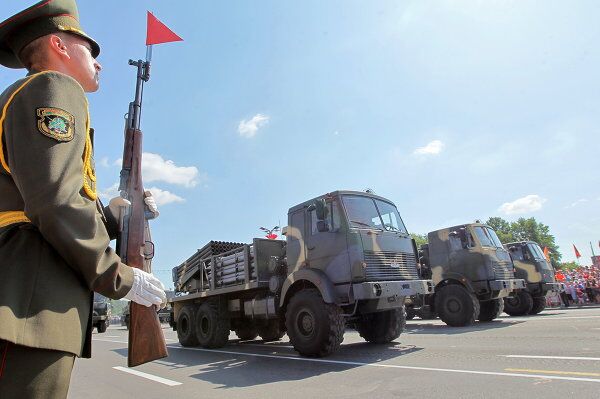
[142,153,200,188]
[565,198,588,209]
[238,114,269,138]
[98,157,110,168]
[413,140,444,155]
[147,187,185,206]
[498,194,546,215]
[98,182,119,201]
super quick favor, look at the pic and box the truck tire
[235,325,258,341]
[477,299,504,322]
[356,307,405,344]
[285,288,344,357]
[97,320,108,333]
[528,296,546,315]
[405,307,416,320]
[503,291,533,316]
[196,300,230,348]
[258,321,285,342]
[177,305,199,347]
[435,285,480,327]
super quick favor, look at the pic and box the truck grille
[493,261,513,280]
[363,251,419,281]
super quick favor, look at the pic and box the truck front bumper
[352,279,434,302]
[489,278,526,291]
[542,282,561,293]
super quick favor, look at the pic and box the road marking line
[94,338,128,344]
[505,368,600,377]
[502,355,600,361]
[508,316,600,321]
[105,335,120,338]
[167,345,600,383]
[113,366,182,386]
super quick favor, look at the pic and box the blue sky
[2,1,599,287]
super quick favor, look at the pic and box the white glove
[125,268,167,308]
[108,196,131,219]
[144,190,159,218]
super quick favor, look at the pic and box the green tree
[485,216,562,267]
[486,217,515,243]
[410,233,428,248]
[557,261,578,271]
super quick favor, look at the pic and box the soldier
[0,1,166,397]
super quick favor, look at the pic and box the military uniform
[0,1,134,397]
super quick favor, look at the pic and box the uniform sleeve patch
[36,107,75,142]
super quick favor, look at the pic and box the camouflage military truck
[171,190,433,357]
[405,223,526,327]
[93,293,111,333]
[503,241,560,316]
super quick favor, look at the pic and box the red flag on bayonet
[573,244,581,259]
[146,12,183,45]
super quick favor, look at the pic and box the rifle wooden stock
[119,127,168,367]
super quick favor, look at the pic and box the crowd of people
[555,264,600,306]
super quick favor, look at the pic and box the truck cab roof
[288,190,397,214]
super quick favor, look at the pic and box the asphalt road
[70,307,600,398]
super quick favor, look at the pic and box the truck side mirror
[315,199,329,220]
[317,220,330,232]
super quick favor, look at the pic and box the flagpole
[146,45,153,62]
[590,241,596,257]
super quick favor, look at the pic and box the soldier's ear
[48,34,71,60]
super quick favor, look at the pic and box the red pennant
[266,233,278,240]
[146,12,183,46]
[573,244,581,259]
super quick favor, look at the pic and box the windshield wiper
[350,220,371,227]
[384,224,399,231]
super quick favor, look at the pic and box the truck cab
[412,223,525,326]
[503,241,559,315]
[92,293,110,333]
[284,191,433,314]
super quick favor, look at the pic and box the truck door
[305,200,351,284]
[286,210,307,271]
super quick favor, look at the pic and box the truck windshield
[342,195,407,233]
[528,243,553,269]
[473,226,504,248]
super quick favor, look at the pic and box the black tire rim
[199,314,210,337]
[446,297,462,314]
[180,315,190,335]
[296,308,316,339]
[506,296,520,307]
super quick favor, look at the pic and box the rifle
[117,55,168,367]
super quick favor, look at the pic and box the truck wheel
[258,321,285,342]
[235,325,258,341]
[528,296,546,315]
[97,320,108,333]
[477,299,504,322]
[503,291,533,316]
[435,285,480,327]
[285,288,344,357]
[405,307,416,320]
[356,307,405,344]
[196,300,230,348]
[177,305,199,347]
